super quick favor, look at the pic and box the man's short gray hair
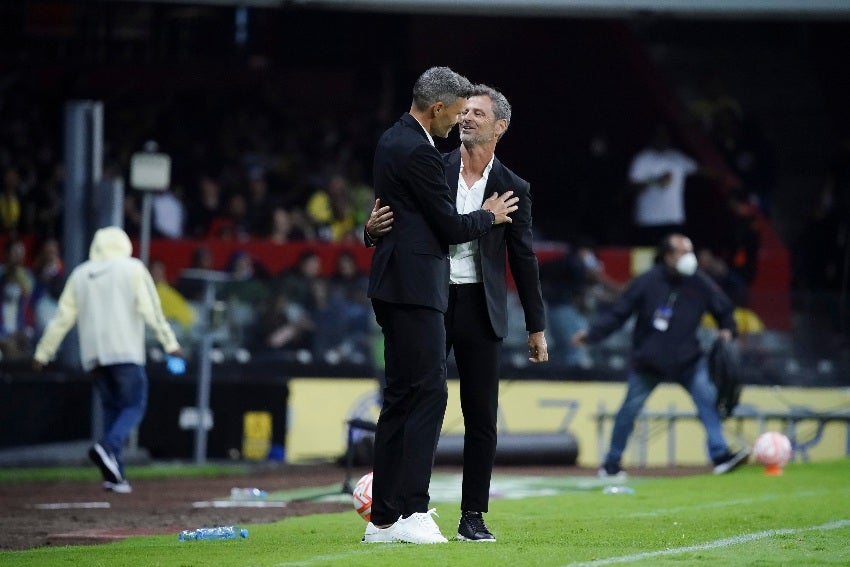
[412,66,473,111]
[470,84,511,135]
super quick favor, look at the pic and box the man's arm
[506,181,544,327]
[367,191,515,244]
[134,265,182,357]
[33,274,79,367]
[503,179,548,362]
[406,146,516,244]
[363,149,518,247]
[573,275,644,347]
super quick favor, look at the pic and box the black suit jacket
[367,113,494,312]
[443,148,546,338]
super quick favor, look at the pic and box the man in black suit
[367,84,548,542]
[362,67,519,545]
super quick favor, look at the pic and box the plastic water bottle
[178,526,249,541]
[602,485,635,495]
[230,487,268,500]
[165,354,186,375]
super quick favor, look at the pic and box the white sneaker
[103,480,133,494]
[391,509,448,544]
[362,521,397,543]
[598,469,628,482]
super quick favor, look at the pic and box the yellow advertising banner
[286,378,850,467]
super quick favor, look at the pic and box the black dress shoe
[457,511,496,542]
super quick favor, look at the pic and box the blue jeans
[604,357,729,466]
[93,364,148,476]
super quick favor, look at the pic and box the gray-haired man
[363,67,518,544]
[367,84,548,542]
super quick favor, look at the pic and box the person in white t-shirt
[629,125,698,245]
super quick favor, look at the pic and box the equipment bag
[708,337,743,419]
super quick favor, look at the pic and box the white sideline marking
[275,548,389,567]
[563,519,850,567]
[34,502,111,510]
[192,500,287,508]
[628,495,776,518]
[628,489,837,518]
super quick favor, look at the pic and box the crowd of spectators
[161,247,375,367]
[1,54,846,374]
[0,235,377,367]
[0,80,755,371]
[0,62,393,364]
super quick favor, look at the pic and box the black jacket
[443,149,545,338]
[586,263,736,378]
[367,114,494,312]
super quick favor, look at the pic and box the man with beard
[367,84,548,541]
[363,68,519,545]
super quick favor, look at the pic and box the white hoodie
[34,226,179,371]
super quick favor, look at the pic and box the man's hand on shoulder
[482,191,519,225]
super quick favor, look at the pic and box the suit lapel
[479,157,507,245]
[482,157,505,205]
[445,149,462,201]
[448,150,507,205]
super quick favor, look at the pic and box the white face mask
[675,252,698,277]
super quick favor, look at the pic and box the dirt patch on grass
[0,463,704,551]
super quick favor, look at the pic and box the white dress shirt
[450,155,494,284]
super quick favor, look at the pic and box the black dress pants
[445,283,502,513]
[370,299,448,525]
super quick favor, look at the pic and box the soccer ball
[753,432,792,474]
[352,472,373,522]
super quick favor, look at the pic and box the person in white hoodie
[33,226,183,493]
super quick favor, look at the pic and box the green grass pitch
[3,459,849,567]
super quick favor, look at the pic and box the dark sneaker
[457,511,496,542]
[598,462,628,481]
[713,448,750,475]
[89,443,123,484]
